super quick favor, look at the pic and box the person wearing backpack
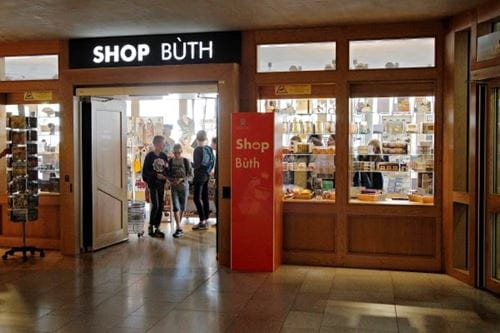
[192,130,214,231]
[167,144,192,238]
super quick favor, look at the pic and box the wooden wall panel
[283,203,335,252]
[348,215,436,256]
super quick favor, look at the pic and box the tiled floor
[1,222,500,332]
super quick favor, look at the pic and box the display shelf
[283,153,336,156]
[349,96,435,200]
[283,132,335,136]
[349,198,433,206]
[283,198,335,204]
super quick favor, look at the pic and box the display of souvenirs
[415,97,432,113]
[266,97,336,200]
[397,97,410,112]
[7,113,39,222]
[350,96,435,205]
[382,142,408,154]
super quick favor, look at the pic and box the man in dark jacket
[142,136,169,237]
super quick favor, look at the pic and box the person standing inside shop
[353,139,385,190]
[142,135,169,238]
[192,130,215,231]
[167,144,192,238]
[210,137,217,226]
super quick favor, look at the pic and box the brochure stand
[2,114,44,261]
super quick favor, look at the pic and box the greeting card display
[3,113,44,261]
[6,114,38,223]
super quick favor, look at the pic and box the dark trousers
[149,186,164,228]
[193,180,210,221]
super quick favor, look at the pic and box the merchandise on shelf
[349,96,435,205]
[6,113,39,222]
[259,97,336,202]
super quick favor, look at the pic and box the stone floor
[1,222,500,332]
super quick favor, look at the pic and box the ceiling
[0,0,489,42]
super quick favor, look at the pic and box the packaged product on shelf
[294,143,310,154]
[323,191,335,200]
[9,116,26,129]
[377,98,390,114]
[382,142,408,154]
[397,98,410,112]
[373,124,384,134]
[421,123,434,134]
[415,97,432,113]
[405,123,418,133]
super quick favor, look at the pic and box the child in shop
[167,144,192,238]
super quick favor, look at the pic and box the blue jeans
[171,182,189,212]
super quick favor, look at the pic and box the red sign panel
[231,113,277,271]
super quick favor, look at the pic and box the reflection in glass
[0,55,59,81]
[257,42,336,73]
[349,38,435,70]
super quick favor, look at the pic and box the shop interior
[78,85,219,250]
[126,92,219,226]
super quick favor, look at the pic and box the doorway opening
[78,84,219,254]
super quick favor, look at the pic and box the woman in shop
[353,138,385,190]
[167,144,192,238]
[142,135,169,238]
[191,130,215,231]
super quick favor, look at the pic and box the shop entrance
[78,85,219,252]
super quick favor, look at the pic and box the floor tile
[283,311,323,329]
[147,309,234,333]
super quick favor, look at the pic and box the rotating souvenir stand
[2,114,44,261]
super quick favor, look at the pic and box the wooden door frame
[60,56,239,267]
[485,79,500,293]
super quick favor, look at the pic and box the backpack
[200,146,214,172]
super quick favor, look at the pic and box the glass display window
[349,96,434,205]
[258,98,336,202]
[349,38,435,70]
[5,103,60,194]
[257,42,336,73]
[0,55,59,81]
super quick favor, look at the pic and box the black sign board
[69,31,241,69]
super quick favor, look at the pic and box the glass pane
[258,98,336,202]
[453,30,470,192]
[495,89,500,193]
[349,38,435,70]
[494,214,500,279]
[453,203,468,270]
[257,42,336,73]
[493,21,500,32]
[349,96,435,205]
[6,104,60,193]
[0,55,58,81]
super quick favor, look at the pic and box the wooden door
[91,97,128,250]
[486,82,500,294]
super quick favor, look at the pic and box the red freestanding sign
[231,112,282,272]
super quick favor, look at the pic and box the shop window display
[6,104,60,194]
[259,98,336,202]
[349,96,435,205]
